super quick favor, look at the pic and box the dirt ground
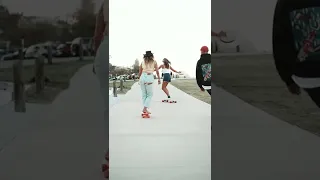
[212,54,320,136]
[171,79,211,104]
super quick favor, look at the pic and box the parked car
[43,41,58,56]
[0,53,14,61]
[126,73,138,80]
[70,37,93,56]
[13,48,27,59]
[0,48,21,60]
[55,42,72,57]
[24,44,47,58]
[0,49,7,60]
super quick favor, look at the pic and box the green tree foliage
[71,9,96,38]
[109,62,116,75]
[0,4,96,47]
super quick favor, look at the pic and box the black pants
[305,87,320,108]
[207,89,211,96]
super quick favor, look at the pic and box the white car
[24,44,47,58]
[70,37,93,56]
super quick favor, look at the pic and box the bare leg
[162,81,170,97]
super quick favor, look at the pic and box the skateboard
[162,99,177,103]
[141,112,150,118]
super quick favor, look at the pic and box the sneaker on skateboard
[141,112,150,118]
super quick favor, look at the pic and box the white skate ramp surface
[109,82,211,180]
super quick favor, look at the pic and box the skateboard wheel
[142,113,150,118]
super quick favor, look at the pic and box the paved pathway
[212,85,320,180]
[109,82,211,180]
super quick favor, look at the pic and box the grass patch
[212,54,320,136]
[0,59,93,104]
[109,80,136,94]
[171,79,211,104]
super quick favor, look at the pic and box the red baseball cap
[200,46,209,52]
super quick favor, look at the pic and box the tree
[132,59,140,73]
[55,19,74,42]
[109,62,116,76]
[0,5,22,45]
[71,3,96,38]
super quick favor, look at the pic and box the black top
[196,53,211,88]
[273,0,320,86]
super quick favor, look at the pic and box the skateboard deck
[162,99,177,103]
[141,112,150,118]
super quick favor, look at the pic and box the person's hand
[177,71,181,73]
[200,87,205,91]
[158,79,161,84]
[287,83,301,95]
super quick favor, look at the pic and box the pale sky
[211,0,277,51]
[109,0,211,77]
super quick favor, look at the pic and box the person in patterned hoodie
[273,0,320,108]
[196,46,211,95]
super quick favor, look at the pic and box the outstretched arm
[170,66,180,73]
[158,64,163,69]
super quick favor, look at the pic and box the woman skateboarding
[138,51,161,117]
[158,58,181,100]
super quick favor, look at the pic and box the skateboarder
[273,0,320,108]
[158,58,181,99]
[196,46,211,95]
[93,0,109,178]
[138,51,161,115]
